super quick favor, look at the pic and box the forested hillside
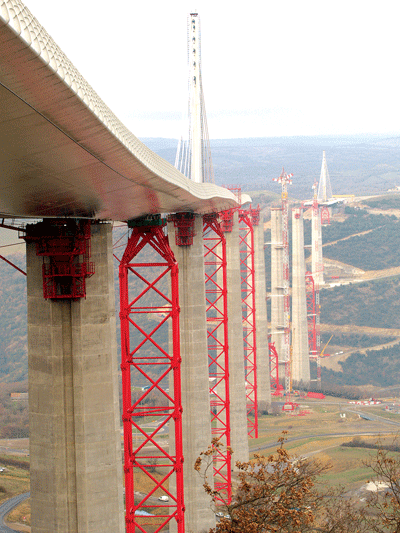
[1,133,400,388]
[0,251,26,383]
[320,277,400,328]
[143,134,400,199]
[321,346,400,387]
[322,209,400,271]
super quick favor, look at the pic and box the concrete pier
[253,217,271,407]
[291,209,311,385]
[270,208,284,361]
[27,221,124,533]
[312,206,324,287]
[168,215,215,533]
[224,211,249,464]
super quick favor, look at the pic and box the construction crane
[320,334,333,358]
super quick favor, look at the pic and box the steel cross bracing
[238,208,258,438]
[269,341,283,396]
[273,169,293,395]
[321,206,330,225]
[203,213,232,503]
[311,183,322,383]
[305,272,317,358]
[305,272,321,383]
[315,285,321,383]
[118,217,184,533]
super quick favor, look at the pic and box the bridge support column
[168,214,215,533]
[253,210,272,407]
[270,208,284,372]
[291,208,311,385]
[26,221,124,533]
[223,211,249,463]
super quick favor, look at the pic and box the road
[0,493,30,533]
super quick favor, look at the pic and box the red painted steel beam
[203,213,232,503]
[238,209,258,438]
[0,254,26,276]
[119,217,184,533]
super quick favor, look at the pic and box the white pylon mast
[317,151,332,202]
[188,13,202,183]
[175,13,214,183]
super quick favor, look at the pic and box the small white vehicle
[158,495,169,502]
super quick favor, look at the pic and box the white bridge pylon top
[0,1,239,220]
[317,151,333,203]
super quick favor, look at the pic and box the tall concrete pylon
[311,203,324,287]
[175,12,214,184]
[224,211,250,464]
[291,208,311,385]
[270,208,284,361]
[317,151,333,202]
[26,222,124,533]
[168,215,215,533]
[253,214,271,406]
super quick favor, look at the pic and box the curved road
[0,493,30,533]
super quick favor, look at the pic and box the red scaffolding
[118,216,184,533]
[203,212,232,503]
[238,208,258,438]
[269,341,283,396]
[23,219,94,299]
[305,271,321,383]
[321,206,330,225]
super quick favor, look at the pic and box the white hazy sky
[22,0,400,140]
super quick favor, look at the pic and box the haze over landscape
[3,1,400,529]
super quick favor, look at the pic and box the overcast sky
[22,0,400,140]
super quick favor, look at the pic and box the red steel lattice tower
[321,206,330,225]
[118,216,184,533]
[311,182,322,384]
[203,212,232,503]
[306,271,321,383]
[269,341,283,396]
[238,208,258,438]
[272,168,293,394]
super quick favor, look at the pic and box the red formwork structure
[118,216,184,533]
[238,207,258,438]
[23,219,94,299]
[203,212,232,503]
[321,206,330,225]
[305,271,321,383]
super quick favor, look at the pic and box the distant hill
[0,251,27,383]
[2,134,400,387]
[141,134,400,200]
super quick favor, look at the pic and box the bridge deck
[0,1,239,220]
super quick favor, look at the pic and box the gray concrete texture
[224,211,249,465]
[253,218,271,407]
[291,209,311,385]
[270,208,284,361]
[312,206,324,287]
[168,215,215,533]
[27,222,124,533]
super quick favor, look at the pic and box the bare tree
[363,441,400,533]
[195,433,330,533]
